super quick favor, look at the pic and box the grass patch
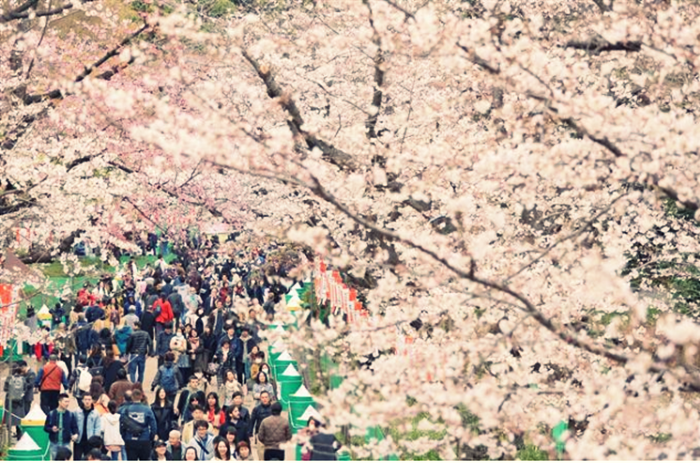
[516,444,549,460]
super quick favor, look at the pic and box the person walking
[248,391,272,441]
[108,369,133,407]
[73,394,102,461]
[35,354,69,415]
[151,387,177,441]
[186,420,215,461]
[167,430,185,461]
[44,393,79,460]
[120,389,158,461]
[125,321,153,384]
[3,366,27,439]
[154,292,174,339]
[101,400,126,461]
[257,402,291,461]
[152,351,183,403]
[156,322,176,367]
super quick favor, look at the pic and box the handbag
[207,362,219,375]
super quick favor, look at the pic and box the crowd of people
[3,237,341,461]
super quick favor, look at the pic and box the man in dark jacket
[120,389,158,461]
[249,391,272,437]
[85,304,105,324]
[155,322,175,367]
[139,306,157,341]
[167,290,184,330]
[75,318,98,357]
[125,322,153,384]
[44,394,79,460]
[307,418,342,461]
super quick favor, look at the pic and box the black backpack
[120,406,145,436]
[88,356,104,378]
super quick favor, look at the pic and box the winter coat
[152,362,183,393]
[126,329,153,356]
[119,401,158,442]
[154,299,174,324]
[258,415,291,450]
[224,418,249,443]
[187,433,215,461]
[76,323,99,353]
[114,325,132,354]
[101,412,125,446]
[44,409,79,444]
[103,360,125,393]
[74,407,102,442]
[187,340,208,373]
[151,401,176,441]
[249,402,272,436]
[109,379,134,407]
[86,305,105,324]
[140,310,157,339]
[216,347,235,377]
[156,331,176,357]
[308,432,341,460]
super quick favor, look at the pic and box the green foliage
[386,413,446,460]
[206,0,236,17]
[649,433,672,443]
[516,444,549,460]
[130,0,153,12]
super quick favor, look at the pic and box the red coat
[154,299,174,324]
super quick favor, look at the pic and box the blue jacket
[156,331,175,357]
[73,407,102,442]
[85,305,105,323]
[44,409,79,444]
[119,402,158,441]
[114,326,132,354]
[75,323,99,353]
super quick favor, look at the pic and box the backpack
[120,406,146,436]
[76,367,92,393]
[160,365,178,393]
[7,375,25,401]
[88,357,104,378]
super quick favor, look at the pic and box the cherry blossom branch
[504,192,627,283]
[22,22,152,104]
[457,44,700,213]
[363,0,385,140]
[241,49,358,172]
[303,172,669,371]
[1,0,99,22]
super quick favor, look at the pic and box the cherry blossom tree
[3,0,700,458]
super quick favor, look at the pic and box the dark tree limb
[363,0,385,140]
[0,0,39,22]
[241,49,358,172]
[564,39,642,55]
[1,107,49,150]
[590,0,611,13]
